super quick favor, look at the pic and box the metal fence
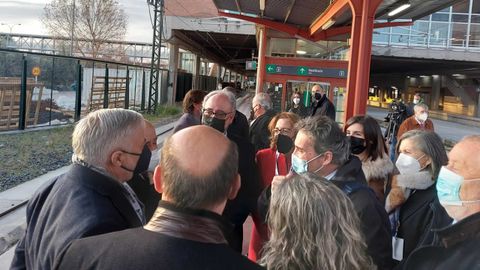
[0,49,169,131]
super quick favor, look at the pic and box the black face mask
[349,136,367,155]
[121,144,152,174]
[314,92,323,100]
[202,115,226,133]
[276,134,294,154]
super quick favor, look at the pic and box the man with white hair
[250,92,276,153]
[11,109,148,270]
[201,90,259,252]
[402,135,480,269]
[397,103,434,139]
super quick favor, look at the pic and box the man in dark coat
[258,116,392,270]
[250,92,276,153]
[401,135,480,270]
[224,86,250,139]
[56,126,263,270]
[310,84,336,120]
[201,90,260,252]
[10,109,147,270]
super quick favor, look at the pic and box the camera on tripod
[385,100,407,122]
[384,100,408,143]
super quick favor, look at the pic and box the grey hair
[253,92,272,110]
[160,135,239,209]
[72,108,144,166]
[296,116,350,166]
[203,90,236,111]
[260,173,375,270]
[414,103,429,112]
[397,130,448,180]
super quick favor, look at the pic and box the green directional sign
[266,64,277,73]
[297,66,308,75]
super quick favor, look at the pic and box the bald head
[442,135,480,221]
[171,125,230,177]
[158,125,239,209]
[144,120,157,151]
[448,135,480,180]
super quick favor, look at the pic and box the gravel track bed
[0,115,180,193]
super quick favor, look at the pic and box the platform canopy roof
[169,29,257,74]
[212,0,465,40]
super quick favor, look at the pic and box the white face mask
[293,98,300,105]
[395,153,425,175]
[148,148,160,172]
[417,112,428,122]
[413,99,420,104]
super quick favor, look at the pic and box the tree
[42,0,128,58]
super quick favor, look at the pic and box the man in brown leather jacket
[56,126,264,270]
[397,103,434,140]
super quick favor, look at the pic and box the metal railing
[0,49,169,131]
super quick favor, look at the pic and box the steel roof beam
[308,0,349,36]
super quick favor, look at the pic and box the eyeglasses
[202,108,232,120]
[273,128,292,135]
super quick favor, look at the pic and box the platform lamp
[388,1,411,17]
[259,0,265,16]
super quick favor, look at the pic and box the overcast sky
[0,0,154,42]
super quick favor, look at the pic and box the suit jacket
[310,96,336,120]
[173,113,199,134]
[127,174,161,221]
[401,212,480,270]
[397,115,434,139]
[10,164,142,270]
[223,133,260,251]
[56,202,264,270]
[228,110,250,139]
[249,110,276,153]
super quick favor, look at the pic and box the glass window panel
[430,22,449,47]
[452,0,470,13]
[391,26,410,34]
[270,38,296,54]
[438,7,451,13]
[469,24,480,47]
[390,34,409,45]
[410,21,429,46]
[451,23,468,47]
[373,30,389,44]
[473,0,480,14]
[472,15,480,23]
[452,14,469,23]
[419,15,431,21]
[432,13,449,22]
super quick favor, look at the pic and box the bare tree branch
[42,0,128,58]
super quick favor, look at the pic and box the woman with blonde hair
[248,111,300,262]
[260,173,375,270]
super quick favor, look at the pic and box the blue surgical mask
[291,153,323,174]
[436,166,480,206]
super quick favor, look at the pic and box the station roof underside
[213,0,464,30]
[169,29,257,74]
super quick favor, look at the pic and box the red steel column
[256,26,267,93]
[344,0,382,122]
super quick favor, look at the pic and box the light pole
[1,23,21,47]
[70,0,76,56]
